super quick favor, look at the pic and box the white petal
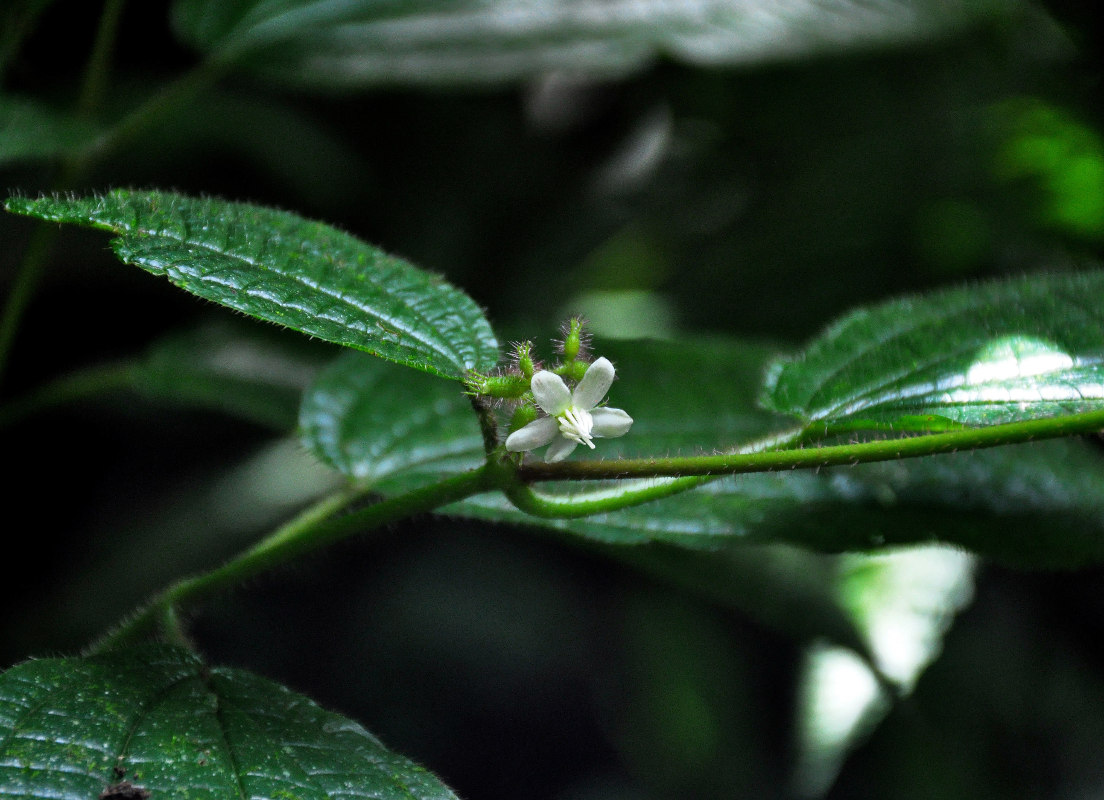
[545,435,578,462]
[590,407,633,439]
[531,371,571,415]
[505,416,558,452]
[572,357,615,410]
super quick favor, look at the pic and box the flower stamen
[558,407,595,447]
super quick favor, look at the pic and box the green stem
[74,53,232,171]
[509,409,1104,515]
[0,1,50,85]
[0,360,137,428]
[0,11,230,387]
[469,394,501,454]
[89,466,496,653]
[77,0,128,118]
[0,224,56,386]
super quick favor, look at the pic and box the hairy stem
[516,409,1104,485]
[0,225,56,386]
[89,466,496,653]
[503,410,1104,519]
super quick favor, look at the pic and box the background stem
[89,466,495,653]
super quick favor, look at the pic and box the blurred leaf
[0,645,459,799]
[0,95,98,166]
[762,271,1104,428]
[171,0,1011,89]
[141,86,371,209]
[135,319,332,430]
[301,337,1104,564]
[608,588,773,798]
[615,542,879,667]
[5,191,500,379]
[992,97,1104,241]
[793,546,976,797]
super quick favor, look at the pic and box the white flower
[505,357,633,462]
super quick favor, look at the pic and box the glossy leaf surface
[0,645,458,799]
[171,0,1006,89]
[5,191,499,379]
[762,271,1104,427]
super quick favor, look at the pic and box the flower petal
[505,416,558,452]
[572,357,615,410]
[531,370,572,415]
[590,407,633,439]
[545,435,578,462]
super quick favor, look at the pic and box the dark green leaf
[5,190,499,379]
[300,349,483,487]
[299,336,779,489]
[762,271,1104,427]
[301,336,1104,565]
[0,96,98,166]
[0,645,459,799]
[171,0,1007,89]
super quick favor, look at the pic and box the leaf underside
[0,645,459,800]
[5,190,499,379]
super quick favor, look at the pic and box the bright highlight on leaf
[0,645,460,799]
[4,190,499,379]
[171,0,1008,89]
[762,271,1104,428]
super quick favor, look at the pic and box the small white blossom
[505,357,633,462]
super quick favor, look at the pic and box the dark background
[5,2,1104,798]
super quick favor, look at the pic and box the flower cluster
[505,357,632,462]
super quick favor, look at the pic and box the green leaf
[5,190,499,379]
[762,271,1104,427]
[300,349,483,487]
[0,96,99,166]
[299,336,779,489]
[171,0,1008,89]
[0,645,459,799]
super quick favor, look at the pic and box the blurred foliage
[4,1,1104,799]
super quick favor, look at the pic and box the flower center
[557,406,595,448]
